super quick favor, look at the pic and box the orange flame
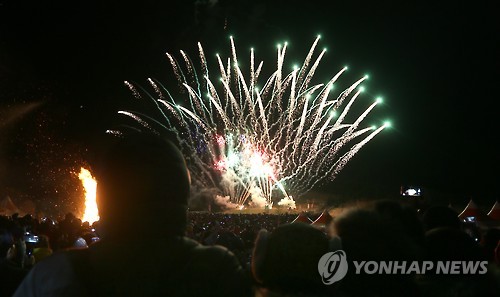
[79,167,99,224]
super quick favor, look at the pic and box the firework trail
[119,36,387,208]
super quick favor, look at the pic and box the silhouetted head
[422,206,461,232]
[481,228,500,261]
[372,200,424,247]
[252,223,331,295]
[0,229,14,259]
[332,207,421,297]
[425,227,483,261]
[95,131,190,240]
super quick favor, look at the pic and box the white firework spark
[119,36,388,208]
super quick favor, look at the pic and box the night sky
[0,0,498,215]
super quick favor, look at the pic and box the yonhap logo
[318,250,348,285]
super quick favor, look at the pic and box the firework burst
[119,36,388,208]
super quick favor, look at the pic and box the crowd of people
[2,206,500,296]
[0,205,500,296]
[1,131,500,296]
[0,210,313,295]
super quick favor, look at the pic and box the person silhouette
[14,131,251,296]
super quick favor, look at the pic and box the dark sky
[0,0,498,213]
